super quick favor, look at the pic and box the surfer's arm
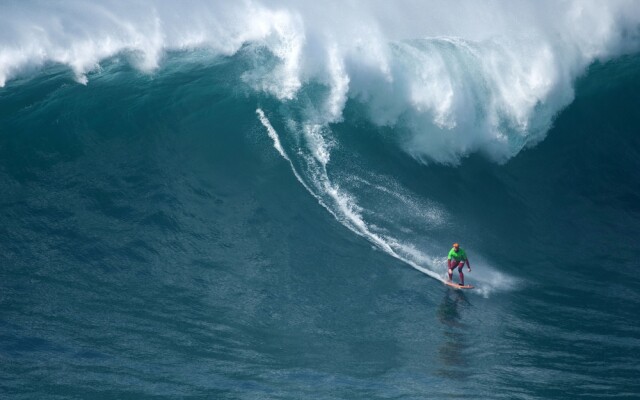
[466,258,471,270]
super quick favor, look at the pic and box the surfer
[447,243,471,286]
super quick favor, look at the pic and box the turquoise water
[2,3,640,398]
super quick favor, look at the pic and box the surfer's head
[453,243,459,250]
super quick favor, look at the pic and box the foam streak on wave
[256,108,348,230]
[257,108,444,282]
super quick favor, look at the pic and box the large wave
[2,1,639,294]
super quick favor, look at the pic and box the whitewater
[2,1,640,399]
[2,1,639,160]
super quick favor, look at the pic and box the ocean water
[1,2,640,399]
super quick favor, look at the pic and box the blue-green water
[2,3,640,399]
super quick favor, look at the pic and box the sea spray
[2,1,639,162]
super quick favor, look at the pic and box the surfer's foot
[459,283,464,286]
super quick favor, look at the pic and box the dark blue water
[1,50,640,399]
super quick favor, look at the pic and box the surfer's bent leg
[458,261,465,285]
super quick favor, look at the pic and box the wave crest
[1,0,639,162]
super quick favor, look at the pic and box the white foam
[256,108,352,233]
[347,175,446,227]
[2,2,639,161]
[256,109,288,160]
[3,2,640,164]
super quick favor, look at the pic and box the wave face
[1,2,640,399]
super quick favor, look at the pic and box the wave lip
[3,1,639,163]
